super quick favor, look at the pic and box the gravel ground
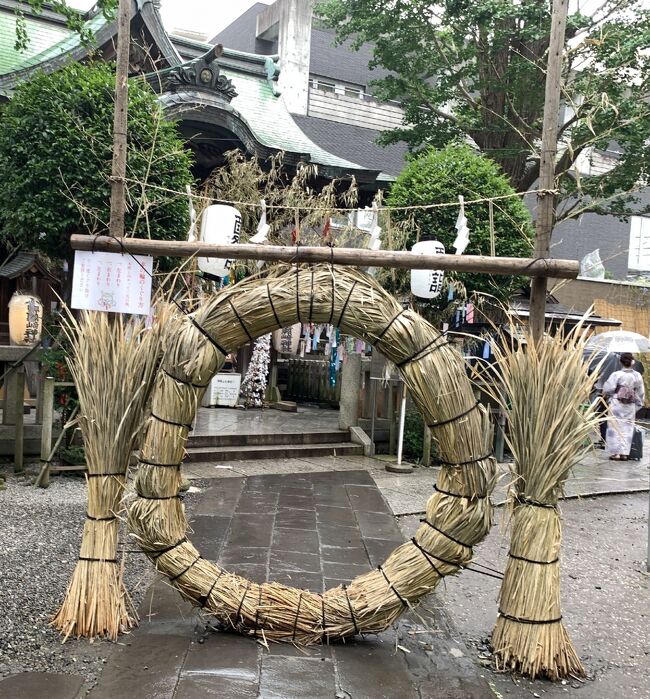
[401,493,650,699]
[0,464,167,692]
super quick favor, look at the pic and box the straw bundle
[52,309,165,641]
[126,264,497,643]
[483,325,597,679]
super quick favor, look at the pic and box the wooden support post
[108,0,130,240]
[70,235,580,279]
[388,382,396,456]
[36,377,55,488]
[529,0,569,342]
[14,366,25,474]
[422,423,432,467]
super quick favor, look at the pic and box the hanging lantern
[410,240,445,299]
[8,291,43,346]
[272,323,301,355]
[198,204,242,278]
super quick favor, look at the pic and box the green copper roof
[0,12,72,75]
[225,70,365,171]
[0,10,108,77]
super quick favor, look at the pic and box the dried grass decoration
[127,264,497,643]
[481,325,598,679]
[53,309,165,641]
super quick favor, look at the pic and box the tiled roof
[0,11,72,75]
[292,114,407,178]
[160,69,371,175]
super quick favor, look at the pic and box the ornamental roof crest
[164,44,237,101]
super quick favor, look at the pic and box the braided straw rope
[127,265,496,643]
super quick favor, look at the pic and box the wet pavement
[1,405,648,698]
[87,470,493,699]
[193,405,341,436]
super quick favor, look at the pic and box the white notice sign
[71,251,153,315]
[203,373,242,408]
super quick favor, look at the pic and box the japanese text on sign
[70,251,153,315]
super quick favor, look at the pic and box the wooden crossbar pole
[70,235,579,279]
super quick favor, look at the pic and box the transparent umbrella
[586,330,650,354]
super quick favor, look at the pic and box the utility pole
[108,0,131,239]
[529,0,569,342]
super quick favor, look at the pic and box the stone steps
[185,440,363,462]
[186,430,350,448]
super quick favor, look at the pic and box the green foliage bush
[385,143,533,304]
[0,62,193,261]
[402,409,425,463]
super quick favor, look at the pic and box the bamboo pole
[108,0,131,239]
[528,0,569,341]
[69,235,580,279]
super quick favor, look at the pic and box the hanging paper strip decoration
[453,195,470,255]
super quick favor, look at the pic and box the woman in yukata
[602,352,645,460]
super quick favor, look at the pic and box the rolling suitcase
[628,427,643,460]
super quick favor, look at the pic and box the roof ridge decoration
[164,44,237,101]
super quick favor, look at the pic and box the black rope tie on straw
[508,552,559,565]
[374,309,405,348]
[138,493,182,501]
[86,472,123,478]
[410,538,446,579]
[149,537,188,560]
[236,581,252,624]
[396,334,448,369]
[137,455,182,469]
[267,284,281,327]
[86,514,117,521]
[228,298,252,342]
[189,318,229,358]
[434,485,487,500]
[437,452,494,467]
[342,585,359,635]
[292,592,303,642]
[162,368,209,389]
[337,281,357,328]
[428,402,481,430]
[169,553,202,582]
[514,496,557,509]
[377,565,408,608]
[79,556,118,563]
[308,269,315,323]
[150,412,193,430]
[498,611,563,625]
[199,569,225,609]
[420,518,473,550]
[253,587,263,637]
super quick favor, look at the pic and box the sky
[67,0,272,38]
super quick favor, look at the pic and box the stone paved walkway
[85,470,492,699]
[1,406,647,698]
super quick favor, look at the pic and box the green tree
[0,61,193,261]
[319,0,650,219]
[382,143,533,305]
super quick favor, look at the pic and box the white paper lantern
[8,292,43,346]
[272,323,301,355]
[410,240,445,299]
[198,204,242,278]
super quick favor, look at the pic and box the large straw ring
[128,265,497,644]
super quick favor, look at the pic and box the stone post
[339,353,361,430]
